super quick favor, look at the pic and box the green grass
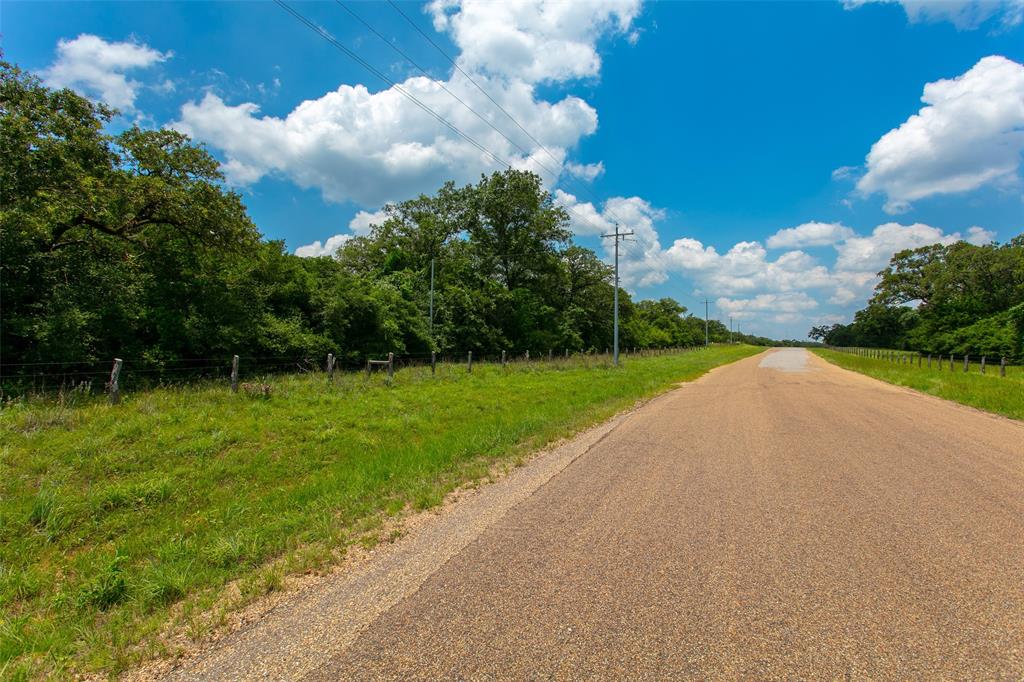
[0,345,758,679]
[814,348,1024,420]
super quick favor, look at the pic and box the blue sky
[5,0,1023,338]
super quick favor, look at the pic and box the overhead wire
[383,0,642,232]
[276,0,625,242]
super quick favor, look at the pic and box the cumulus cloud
[716,293,819,324]
[176,0,641,209]
[566,161,605,182]
[766,222,855,249]
[41,34,170,111]
[294,233,352,258]
[833,221,978,271]
[294,209,391,257]
[854,56,1024,214]
[428,0,641,83]
[348,209,389,236]
[843,0,1024,30]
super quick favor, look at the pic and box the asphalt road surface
[169,348,1024,680]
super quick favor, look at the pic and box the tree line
[2,59,771,389]
[810,237,1024,360]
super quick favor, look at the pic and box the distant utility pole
[429,257,435,337]
[730,316,734,344]
[704,298,709,347]
[601,222,634,367]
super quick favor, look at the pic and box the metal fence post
[108,358,123,405]
[231,355,239,393]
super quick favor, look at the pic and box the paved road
[171,348,1024,680]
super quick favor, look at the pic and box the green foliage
[812,237,1024,358]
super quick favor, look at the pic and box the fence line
[1,344,720,402]
[827,346,1017,379]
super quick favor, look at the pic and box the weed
[76,555,128,610]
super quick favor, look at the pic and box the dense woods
[1,60,747,389]
[810,238,1024,359]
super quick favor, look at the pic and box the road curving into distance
[168,348,1024,680]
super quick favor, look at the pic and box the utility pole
[429,257,435,337]
[601,223,634,367]
[704,298,709,347]
[730,316,733,344]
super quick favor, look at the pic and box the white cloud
[566,161,605,181]
[855,56,1024,214]
[966,225,997,244]
[834,222,962,271]
[175,0,642,209]
[766,221,855,249]
[831,165,859,181]
[41,34,170,111]
[843,0,1024,30]
[294,233,352,258]
[716,293,819,324]
[348,209,389,236]
[428,0,642,84]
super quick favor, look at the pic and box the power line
[274,0,511,172]
[274,1,633,267]
[383,0,641,234]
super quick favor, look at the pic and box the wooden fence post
[927,354,931,368]
[431,351,436,376]
[950,354,954,372]
[108,358,123,405]
[366,358,371,378]
[467,350,472,373]
[918,354,921,367]
[526,350,530,362]
[387,352,394,383]
[549,349,553,361]
[501,350,506,367]
[231,355,239,393]
[1001,356,1006,377]
[981,356,986,374]
[564,348,568,358]
[327,353,335,381]
[963,354,969,373]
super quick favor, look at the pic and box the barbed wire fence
[827,346,1019,379]
[1,344,718,404]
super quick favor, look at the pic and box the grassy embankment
[814,348,1024,420]
[0,345,759,679]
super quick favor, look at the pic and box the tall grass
[814,348,1024,420]
[0,345,758,679]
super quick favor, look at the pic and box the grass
[0,345,759,679]
[813,348,1024,420]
